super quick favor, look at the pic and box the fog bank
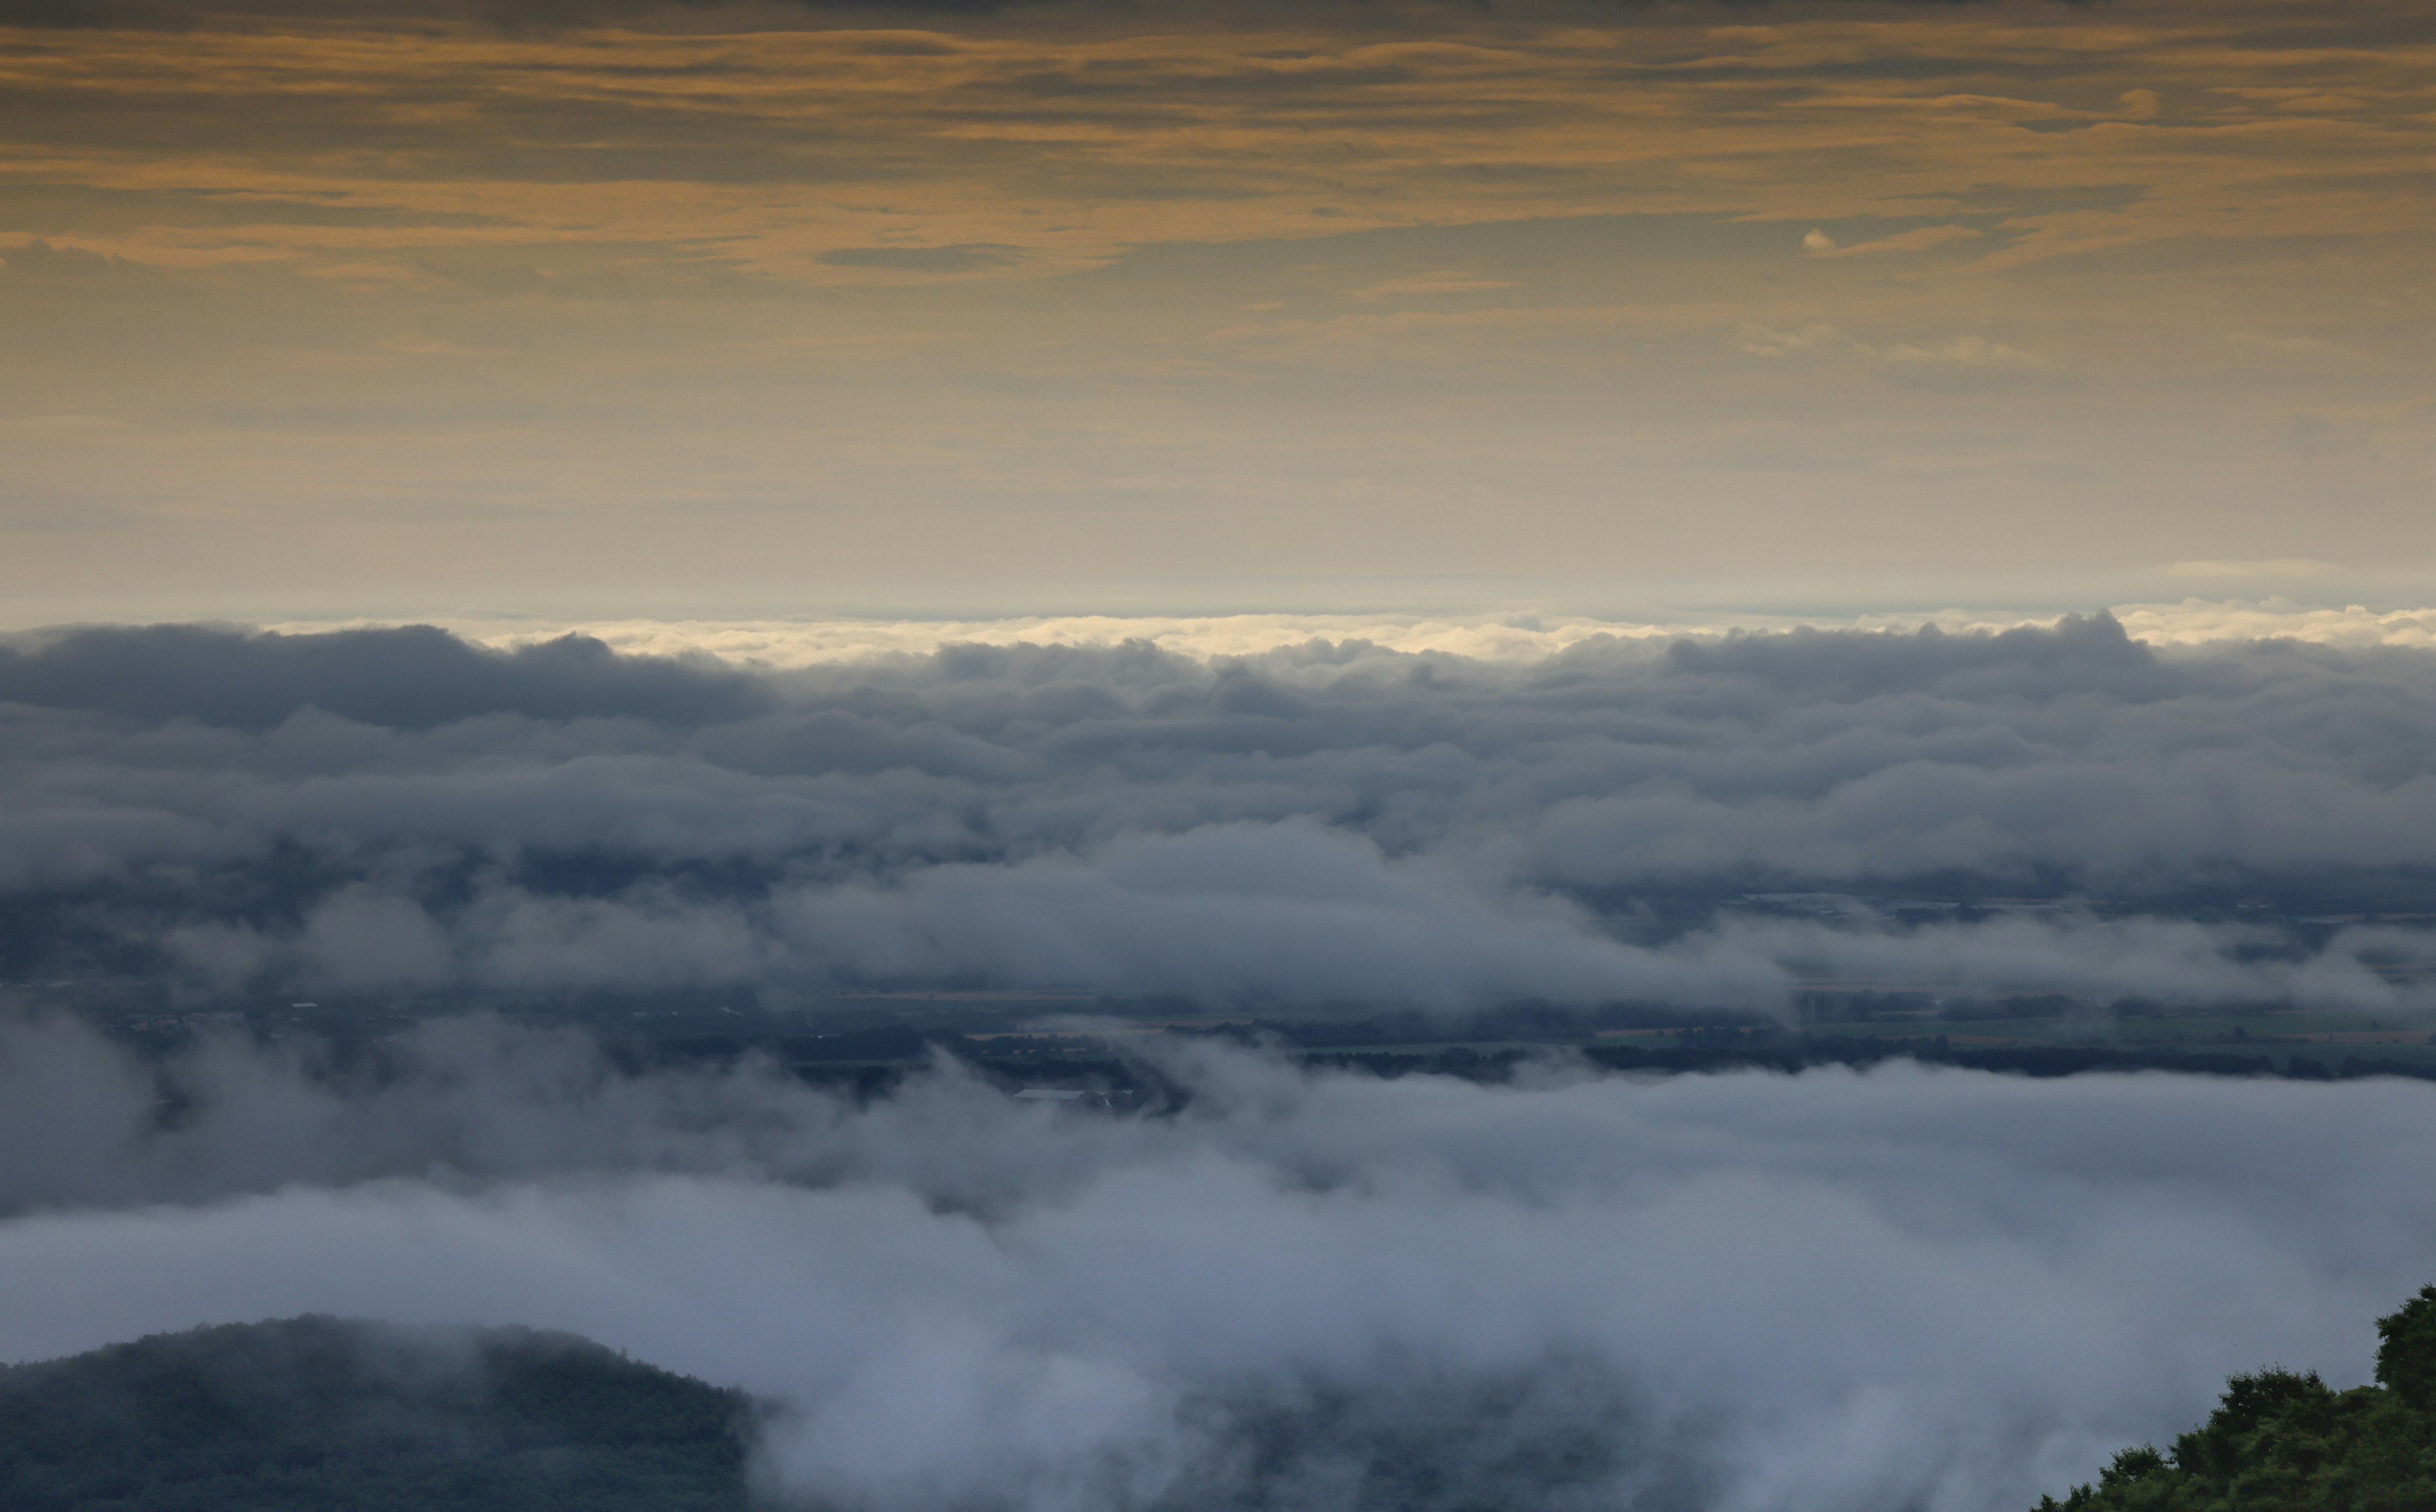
[0,1019,2430,1512]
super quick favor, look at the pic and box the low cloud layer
[7,615,2436,1010]
[0,1019,2432,1512]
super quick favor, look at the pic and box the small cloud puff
[1880,333,2061,391]
[1737,324,2060,389]
[1807,225,1983,259]
[0,238,152,281]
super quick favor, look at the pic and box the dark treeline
[1585,1036,2432,1085]
[110,1005,2436,1111]
[2039,1286,2436,1510]
[615,1025,2436,1108]
[1296,1040,2425,1085]
[0,1317,752,1511]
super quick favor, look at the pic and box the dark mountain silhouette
[0,1315,754,1511]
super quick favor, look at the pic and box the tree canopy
[2039,1286,2436,1511]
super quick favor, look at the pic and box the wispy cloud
[1802,225,1984,258]
[1738,324,2062,389]
[2163,558,2340,580]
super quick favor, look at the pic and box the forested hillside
[0,1317,753,1511]
[2040,1287,2436,1510]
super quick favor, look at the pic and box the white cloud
[0,1026,2428,1512]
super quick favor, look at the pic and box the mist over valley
[3,615,2436,1510]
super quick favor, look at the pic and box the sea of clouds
[8,608,2436,1511]
[4,605,2436,1010]
[0,1018,2431,1512]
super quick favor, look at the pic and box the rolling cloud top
[5,613,2435,1010]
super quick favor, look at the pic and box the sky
[1,0,2428,620]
